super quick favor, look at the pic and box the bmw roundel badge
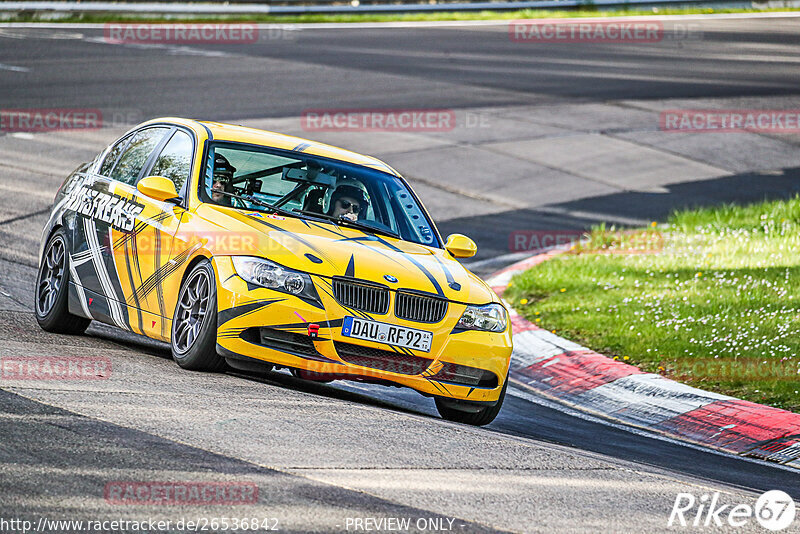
[384,274,398,283]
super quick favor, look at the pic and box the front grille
[242,327,318,356]
[334,341,432,375]
[395,291,448,323]
[332,278,390,315]
[434,362,498,388]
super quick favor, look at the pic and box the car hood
[192,204,496,304]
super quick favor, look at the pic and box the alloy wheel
[173,269,211,353]
[36,236,66,316]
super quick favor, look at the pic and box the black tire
[225,357,274,377]
[170,260,225,371]
[291,368,334,383]
[34,228,91,335]
[435,373,508,426]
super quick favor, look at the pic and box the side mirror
[444,234,477,258]
[137,176,179,203]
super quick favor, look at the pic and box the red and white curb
[487,249,800,469]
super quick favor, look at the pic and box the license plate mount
[341,316,433,353]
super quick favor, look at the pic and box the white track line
[0,63,29,72]
[2,11,800,30]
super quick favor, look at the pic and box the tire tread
[171,260,225,372]
[435,374,508,426]
[35,229,91,335]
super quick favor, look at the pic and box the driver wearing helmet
[328,183,369,222]
[211,154,236,206]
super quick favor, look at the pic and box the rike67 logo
[669,490,796,531]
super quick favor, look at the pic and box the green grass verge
[505,197,800,413]
[5,7,800,24]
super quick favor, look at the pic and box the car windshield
[201,142,439,247]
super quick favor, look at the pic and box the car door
[68,126,172,333]
[113,128,197,340]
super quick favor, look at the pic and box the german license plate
[341,316,433,353]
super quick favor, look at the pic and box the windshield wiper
[339,219,400,240]
[292,209,400,240]
[217,191,298,219]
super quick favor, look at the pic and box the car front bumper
[213,257,512,403]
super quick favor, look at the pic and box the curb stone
[487,248,800,469]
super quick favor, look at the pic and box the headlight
[457,303,507,332]
[231,256,316,299]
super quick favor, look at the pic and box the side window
[109,127,169,185]
[99,134,132,177]
[147,130,193,191]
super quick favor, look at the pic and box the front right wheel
[170,260,226,371]
[435,373,508,426]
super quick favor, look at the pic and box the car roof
[139,117,400,176]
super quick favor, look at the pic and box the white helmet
[323,178,371,218]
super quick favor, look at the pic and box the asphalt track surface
[2,17,800,533]
[4,17,800,116]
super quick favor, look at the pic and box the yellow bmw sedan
[35,117,512,425]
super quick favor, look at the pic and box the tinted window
[206,146,299,204]
[148,130,193,191]
[203,142,438,247]
[110,127,169,185]
[99,134,132,176]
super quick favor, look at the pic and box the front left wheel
[171,260,225,371]
[435,373,508,426]
[34,228,91,335]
